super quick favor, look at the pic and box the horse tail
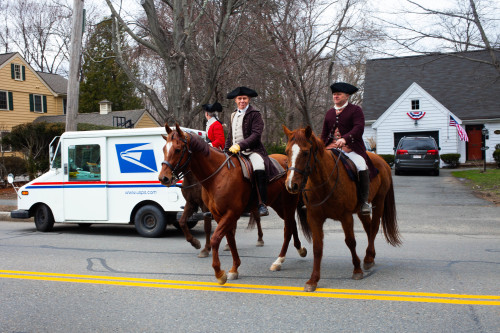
[246,213,257,230]
[297,194,312,242]
[381,181,402,247]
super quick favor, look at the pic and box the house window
[13,64,22,80]
[30,94,46,113]
[1,131,12,152]
[0,91,7,110]
[411,99,420,110]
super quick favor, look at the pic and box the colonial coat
[206,119,225,150]
[225,105,279,179]
[320,103,377,178]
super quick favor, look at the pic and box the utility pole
[66,0,85,132]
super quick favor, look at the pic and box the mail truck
[10,127,205,237]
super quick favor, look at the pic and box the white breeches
[246,152,265,171]
[344,151,367,171]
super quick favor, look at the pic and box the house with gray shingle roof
[363,49,500,164]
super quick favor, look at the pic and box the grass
[452,168,500,204]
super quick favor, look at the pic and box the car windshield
[400,139,435,150]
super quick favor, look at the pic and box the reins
[161,133,234,189]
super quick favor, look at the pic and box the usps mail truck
[10,127,206,237]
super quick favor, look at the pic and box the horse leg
[225,230,241,280]
[340,214,363,280]
[223,225,236,251]
[253,213,264,247]
[304,216,325,292]
[178,202,201,250]
[360,196,384,270]
[198,214,213,258]
[210,216,238,285]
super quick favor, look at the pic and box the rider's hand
[229,144,241,154]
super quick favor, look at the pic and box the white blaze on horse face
[166,142,172,159]
[287,143,301,188]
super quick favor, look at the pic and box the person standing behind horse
[225,86,276,217]
[203,102,225,150]
[320,82,377,215]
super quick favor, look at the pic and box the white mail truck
[10,127,206,237]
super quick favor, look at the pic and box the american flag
[449,115,469,142]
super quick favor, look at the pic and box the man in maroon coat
[225,86,277,216]
[320,82,376,215]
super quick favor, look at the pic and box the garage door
[394,131,439,149]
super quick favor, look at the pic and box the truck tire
[134,205,166,238]
[34,204,55,232]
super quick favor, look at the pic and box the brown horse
[159,124,307,284]
[177,170,264,258]
[283,125,401,292]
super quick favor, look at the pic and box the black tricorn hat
[330,82,359,95]
[226,86,258,99]
[202,102,223,112]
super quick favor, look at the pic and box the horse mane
[294,127,325,157]
[179,131,211,157]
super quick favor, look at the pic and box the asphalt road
[0,169,499,332]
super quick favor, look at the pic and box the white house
[363,49,500,164]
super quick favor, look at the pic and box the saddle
[328,149,358,182]
[225,153,285,182]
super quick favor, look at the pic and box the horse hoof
[363,261,374,270]
[191,239,201,250]
[270,263,281,271]
[228,271,239,280]
[352,272,364,280]
[297,247,307,257]
[217,271,227,285]
[198,249,210,258]
[304,284,316,292]
[223,244,230,251]
[256,240,264,247]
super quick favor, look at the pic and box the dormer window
[411,99,420,110]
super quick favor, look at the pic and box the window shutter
[22,66,26,81]
[29,94,34,112]
[43,95,47,113]
[8,92,13,110]
[11,64,15,79]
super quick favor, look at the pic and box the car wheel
[433,169,440,176]
[34,204,55,232]
[395,169,401,175]
[134,205,166,238]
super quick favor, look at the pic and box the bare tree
[379,0,499,73]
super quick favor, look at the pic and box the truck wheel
[34,204,55,232]
[134,205,166,238]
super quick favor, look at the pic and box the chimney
[98,100,112,115]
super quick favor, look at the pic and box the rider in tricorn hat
[225,86,277,216]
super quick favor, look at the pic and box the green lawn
[451,168,500,197]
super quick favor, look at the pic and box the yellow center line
[1,270,498,306]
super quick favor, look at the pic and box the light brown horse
[283,125,401,292]
[159,124,307,284]
[177,170,264,258]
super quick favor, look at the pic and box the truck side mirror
[7,173,14,184]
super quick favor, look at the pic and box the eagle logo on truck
[115,143,158,173]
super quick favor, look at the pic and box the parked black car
[394,136,440,176]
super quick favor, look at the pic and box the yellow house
[0,52,67,154]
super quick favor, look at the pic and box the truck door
[63,138,107,221]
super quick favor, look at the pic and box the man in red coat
[225,86,278,216]
[320,82,377,215]
[203,102,225,150]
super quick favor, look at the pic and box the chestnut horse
[159,124,307,284]
[177,170,264,258]
[283,125,401,292]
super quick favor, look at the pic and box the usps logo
[115,143,158,173]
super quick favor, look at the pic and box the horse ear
[161,135,168,141]
[305,125,312,139]
[164,122,172,134]
[175,123,186,138]
[282,125,293,139]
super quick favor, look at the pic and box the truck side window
[68,144,101,181]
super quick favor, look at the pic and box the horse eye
[175,148,181,153]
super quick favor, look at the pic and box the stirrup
[258,204,269,216]
[360,202,371,215]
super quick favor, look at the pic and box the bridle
[161,132,234,189]
[288,138,342,207]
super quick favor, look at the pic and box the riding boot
[359,170,371,215]
[255,170,269,216]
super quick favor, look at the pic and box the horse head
[283,125,322,193]
[158,123,192,186]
